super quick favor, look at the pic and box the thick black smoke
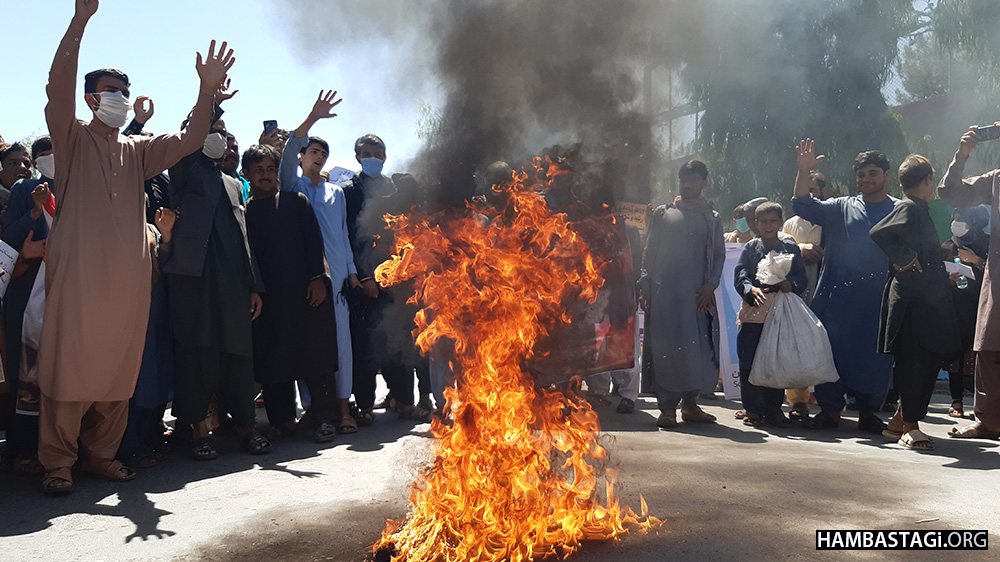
[270,0,698,209]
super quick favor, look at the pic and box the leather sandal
[338,414,358,434]
[680,407,717,423]
[240,431,272,455]
[83,459,137,482]
[949,422,1000,440]
[656,411,677,428]
[803,412,839,430]
[42,467,75,496]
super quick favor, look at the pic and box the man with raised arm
[279,90,362,434]
[791,140,896,433]
[38,0,234,495]
[938,122,1000,440]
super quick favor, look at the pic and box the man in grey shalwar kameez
[638,160,725,428]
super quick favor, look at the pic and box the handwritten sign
[0,238,18,298]
[613,202,651,246]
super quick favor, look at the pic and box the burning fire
[372,159,658,561]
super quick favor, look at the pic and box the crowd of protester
[640,132,1000,453]
[2,0,1000,497]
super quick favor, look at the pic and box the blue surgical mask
[735,217,750,233]
[360,157,384,178]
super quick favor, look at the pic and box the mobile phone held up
[974,124,1000,142]
[263,120,279,136]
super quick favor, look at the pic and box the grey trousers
[656,389,700,412]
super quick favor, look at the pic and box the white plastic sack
[755,250,793,285]
[748,291,839,389]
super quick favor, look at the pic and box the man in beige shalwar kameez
[939,121,1000,441]
[38,0,235,494]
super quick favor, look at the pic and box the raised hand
[75,0,98,21]
[215,77,239,104]
[796,139,825,172]
[958,127,980,159]
[134,95,154,124]
[259,128,283,149]
[196,39,236,94]
[309,90,343,120]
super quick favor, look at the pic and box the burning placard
[373,160,657,562]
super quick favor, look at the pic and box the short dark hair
[31,136,53,160]
[1,142,28,163]
[732,205,746,220]
[755,201,784,222]
[898,154,933,191]
[242,144,279,171]
[354,134,385,155]
[678,159,708,180]
[809,171,827,190]
[84,68,130,93]
[301,136,329,155]
[853,150,890,173]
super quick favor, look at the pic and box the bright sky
[0,0,438,175]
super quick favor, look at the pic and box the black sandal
[803,412,839,430]
[191,437,218,461]
[788,404,809,420]
[315,422,338,443]
[765,413,793,428]
[355,409,376,427]
[857,414,887,435]
[949,401,965,418]
[743,413,764,427]
[240,432,272,455]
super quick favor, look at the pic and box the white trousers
[334,292,353,399]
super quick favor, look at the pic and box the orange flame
[373,159,659,561]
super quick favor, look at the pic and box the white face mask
[91,91,132,128]
[35,154,55,179]
[203,132,227,160]
[951,221,970,238]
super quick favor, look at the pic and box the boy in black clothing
[734,202,808,427]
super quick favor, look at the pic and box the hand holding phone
[973,124,1000,142]
[263,120,278,135]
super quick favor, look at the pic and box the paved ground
[1,388,997,561]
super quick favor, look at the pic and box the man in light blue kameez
[280,90,362,433]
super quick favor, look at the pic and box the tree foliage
[932,0,1000,168]
[681,0,921,214]
[894,32,974,104]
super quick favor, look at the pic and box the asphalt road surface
[1,388,997,561]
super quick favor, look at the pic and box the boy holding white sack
[734,202,809,427]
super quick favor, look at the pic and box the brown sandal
[338,414,358,434]
[13,456,46,477]
[84,459,137,482]
[42,467,75,496]
[681,407,717,423]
